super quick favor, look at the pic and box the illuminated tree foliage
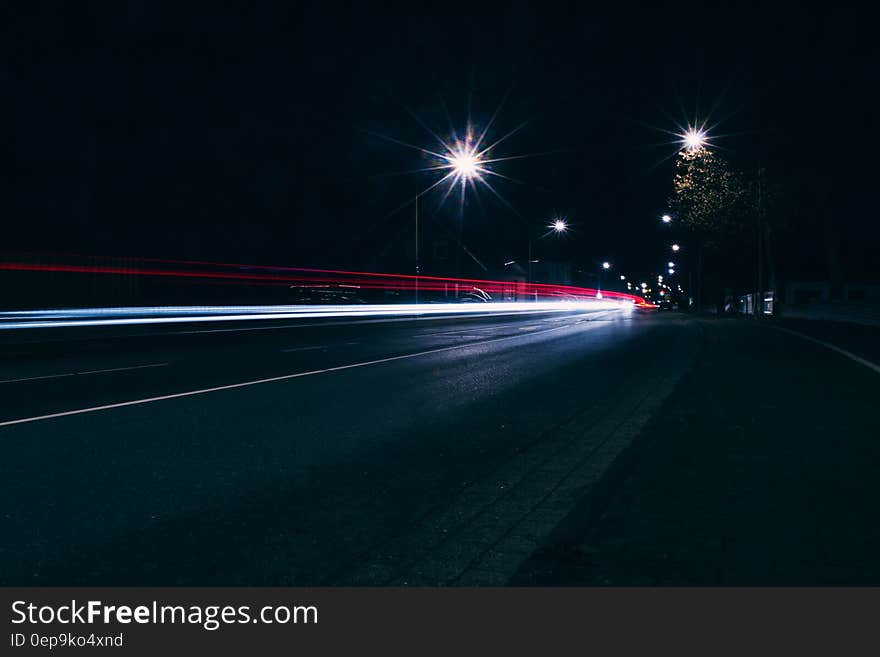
[669,147,745,247]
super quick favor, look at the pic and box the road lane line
[165,308,614,335]
[0,373,76,385]
[280,345,326,353]
[76,363,169,375]
[774,326,880,375]
[0,312,619,428]
[0,362,168,384]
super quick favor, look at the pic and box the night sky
[5,3,878,283]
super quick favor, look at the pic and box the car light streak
[0,301,632,330]
[0,259,644,303]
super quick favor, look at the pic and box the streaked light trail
[0,300,636,330]
[0,257,647,330]
[0,260,640,300]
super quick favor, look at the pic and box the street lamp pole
[415,191,420,304]
[756,167,765,317]
[526,218,568,301]
[527,238,532,288]
[599,261,611,297]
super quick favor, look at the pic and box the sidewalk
[512,317,880,585]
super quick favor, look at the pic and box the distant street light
[668,268,675,275]
[526,217,568,294]
[597,261,612,297]
[550,218,568,233]
[668,261,675,268]
[619,274,626,280]
[671,244,681,252]
[661,214,672,223]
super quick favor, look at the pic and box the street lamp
[671,243,681,252]
[661,214,672,224]
[667,261,675,268]
[413,136,488,301]
[550,218,568,233]
[525,217,568,296]
[597,261,611,297]
[682,127,708,152]
[447,140,483,181]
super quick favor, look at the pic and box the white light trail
[0,301,635,330]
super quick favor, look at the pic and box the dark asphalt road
[1,310,876,585]
[1,306,692,585]
[513,317,880,585]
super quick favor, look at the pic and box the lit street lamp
[597,261,612,297]
[446,138,484,181]
[671,243,681,252]
[661,214,672,223]
[681,127,708,152]
[525,217,568,296]
[551,218,568,234]
[415,136,487,302]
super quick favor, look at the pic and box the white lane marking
[280,345,326,353]
[76,363,169,375]
[775,326,880,375]
[0,312,620,428]
[417,314,613,339]
[165,308,612,335]
[0,363,168,384]
[0,373,76,385]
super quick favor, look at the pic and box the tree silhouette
[668,146,749,310]
[670,147,745,246]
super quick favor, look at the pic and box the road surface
[1,309,875,585]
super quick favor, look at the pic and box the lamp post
[674,125,709,311]
[437,134,485,283]
[526,218,567,299]
[414,139,482,303]
[598,261,611,297]
[414,191,420,304]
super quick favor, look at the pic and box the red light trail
[0,256,647,305]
